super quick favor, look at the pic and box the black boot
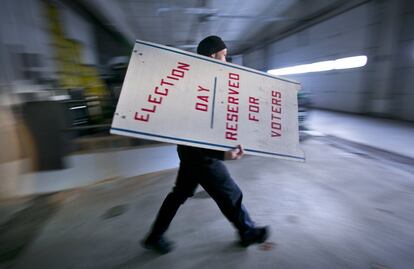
[239,226,269,247]
[141,236,174,254]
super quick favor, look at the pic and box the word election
[134,62,191,122]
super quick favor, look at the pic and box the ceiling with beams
[80,0,365,55]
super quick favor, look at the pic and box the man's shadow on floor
[115,241,249,268]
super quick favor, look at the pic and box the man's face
[211,48,227,62]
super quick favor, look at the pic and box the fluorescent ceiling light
[267,55,367,75]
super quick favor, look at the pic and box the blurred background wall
[0,0,132,198]
[0,0,131,97]
[243,0,414,121]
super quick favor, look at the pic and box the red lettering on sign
[271,122,281,130]
[249,97,259,105]
[226,122,238,131]
[228,96,239,105]
[272,106,281,113]
[272,91,281,98]
[172,69,184,78]
[272,98,281,106]
[142,105,156,113]
[177,62,190,71]
[249,105,259,113]
[160,78,174,86]
[249,114,259,122]
[226,131,237,141]
[271,90,282,137]
[225,72,240,140]
[134,112,149,122]
[229,73,239,80]
[271,131,281,137]
[228,80,239,88]
[227,104,238,113]
[195,103,208,112]
[197,95,209,103]
[271,114,281,120]
[134,62,191,123]
[197,85,209,92]
[194,85,210,112]
[228,88,239,95]
[148,94,162,104]
[248,96,260,122]
[227,113,238,122]
[155,86,168,96]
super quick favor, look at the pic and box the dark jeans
[147,160,255,239]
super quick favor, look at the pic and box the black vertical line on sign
[211,77,217,129]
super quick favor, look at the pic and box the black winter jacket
[177,145,224,164]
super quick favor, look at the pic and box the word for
[248,96,260,122]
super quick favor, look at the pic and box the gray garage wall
[0,0,55,89]
[243,0,414,121]
[392,1,414,121]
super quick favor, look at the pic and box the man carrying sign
[142,36,269,254]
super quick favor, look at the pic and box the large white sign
[111,40,305,161]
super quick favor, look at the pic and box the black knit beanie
[197,36,227,56]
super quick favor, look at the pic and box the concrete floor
[1,136,413,269]
[308,109,414,159]
[3,144,179,198]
